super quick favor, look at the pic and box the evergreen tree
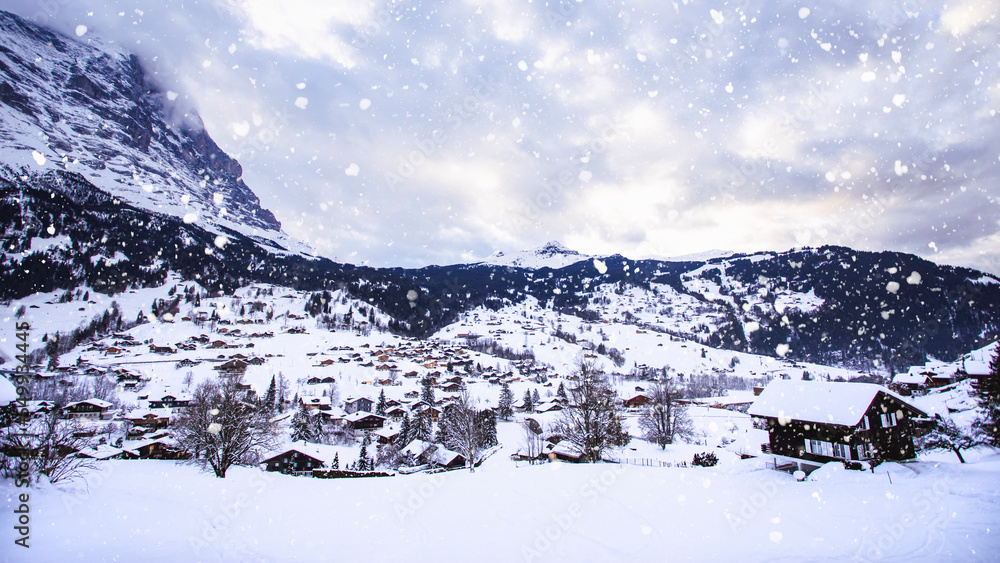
[421,377,436,406]
[477,409,498,448]
[290,404,319,443]
[556,382,567,401]
[414,412,433,442]
[332,452,339,470]
[357,433,371,471]
[264,375,277,411]
[532,388,540,405]
[974,347,1000,447]
[436,405,458,446]
[523,390,534,413]
[399,412,413,445]
[498,381,515,420]
[376,389,387,416]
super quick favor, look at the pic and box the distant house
[300,396,332,411]
[148,393,192,410]
[966,360,997,398]
[215,358,248,375]
[122,438,188,460]
[384,406,408,422]
[401,439,465,469]
[344,397,374,414]
[373,425,401,445]
[124,408,172,430]
[892,370,934,394]
[77,445,125,460]
[62,399,114,420]
[749,380,930,471]
[345,412,386,435]
[318,408,346,428]
[622,394,650,409]
[260,444,331,475]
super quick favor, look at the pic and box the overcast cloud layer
[7,0,1000,273]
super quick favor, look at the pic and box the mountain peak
[0,10,303,253]
[478,241,589,269]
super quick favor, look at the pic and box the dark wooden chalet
[345,412,386,435]
[122,438,188,460]
[260,445,330,475]
[62,398,114,420]
[623,394,650,408]
[148,393,192,409]
[749,380,930,470]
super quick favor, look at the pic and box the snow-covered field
[3,425,998,562]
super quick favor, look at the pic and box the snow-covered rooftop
[748,379,924,426]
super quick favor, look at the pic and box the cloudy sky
[7,0,1000,273]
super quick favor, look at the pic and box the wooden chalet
[260,444,331,475]
[215,358,248,375]
[148,393,192,409]
[401,439,465,469]
[345,412,386,435]
[124,408,172,430]
[300,396,332,411]
[122,438,188,460]
[344,396,374,414]
[623,394,650,408]
[749,380,931,471]
[62,398,114,420]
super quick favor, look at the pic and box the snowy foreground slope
[3,435,998,562]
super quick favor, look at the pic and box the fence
[607,458,688,468]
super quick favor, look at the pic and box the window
[833,442,850,459]
[805,439,835,458]
[859,416,870,431]
[879,412,897,428]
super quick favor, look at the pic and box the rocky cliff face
[0,10,282,237]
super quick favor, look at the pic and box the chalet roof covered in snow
[748,380,924,427]
[65,398,114,410]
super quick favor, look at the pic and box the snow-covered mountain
[0,10,307,255]
[1,12,999,372]
[477,241,592,269]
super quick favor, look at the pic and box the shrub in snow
[692,452,718,467]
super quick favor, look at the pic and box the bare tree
[552,359,630,462]
[438,391,484,472]
[0,413,100,484]
[173,374,279,478]
[520,421,545,464]
[639,379,693,449]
